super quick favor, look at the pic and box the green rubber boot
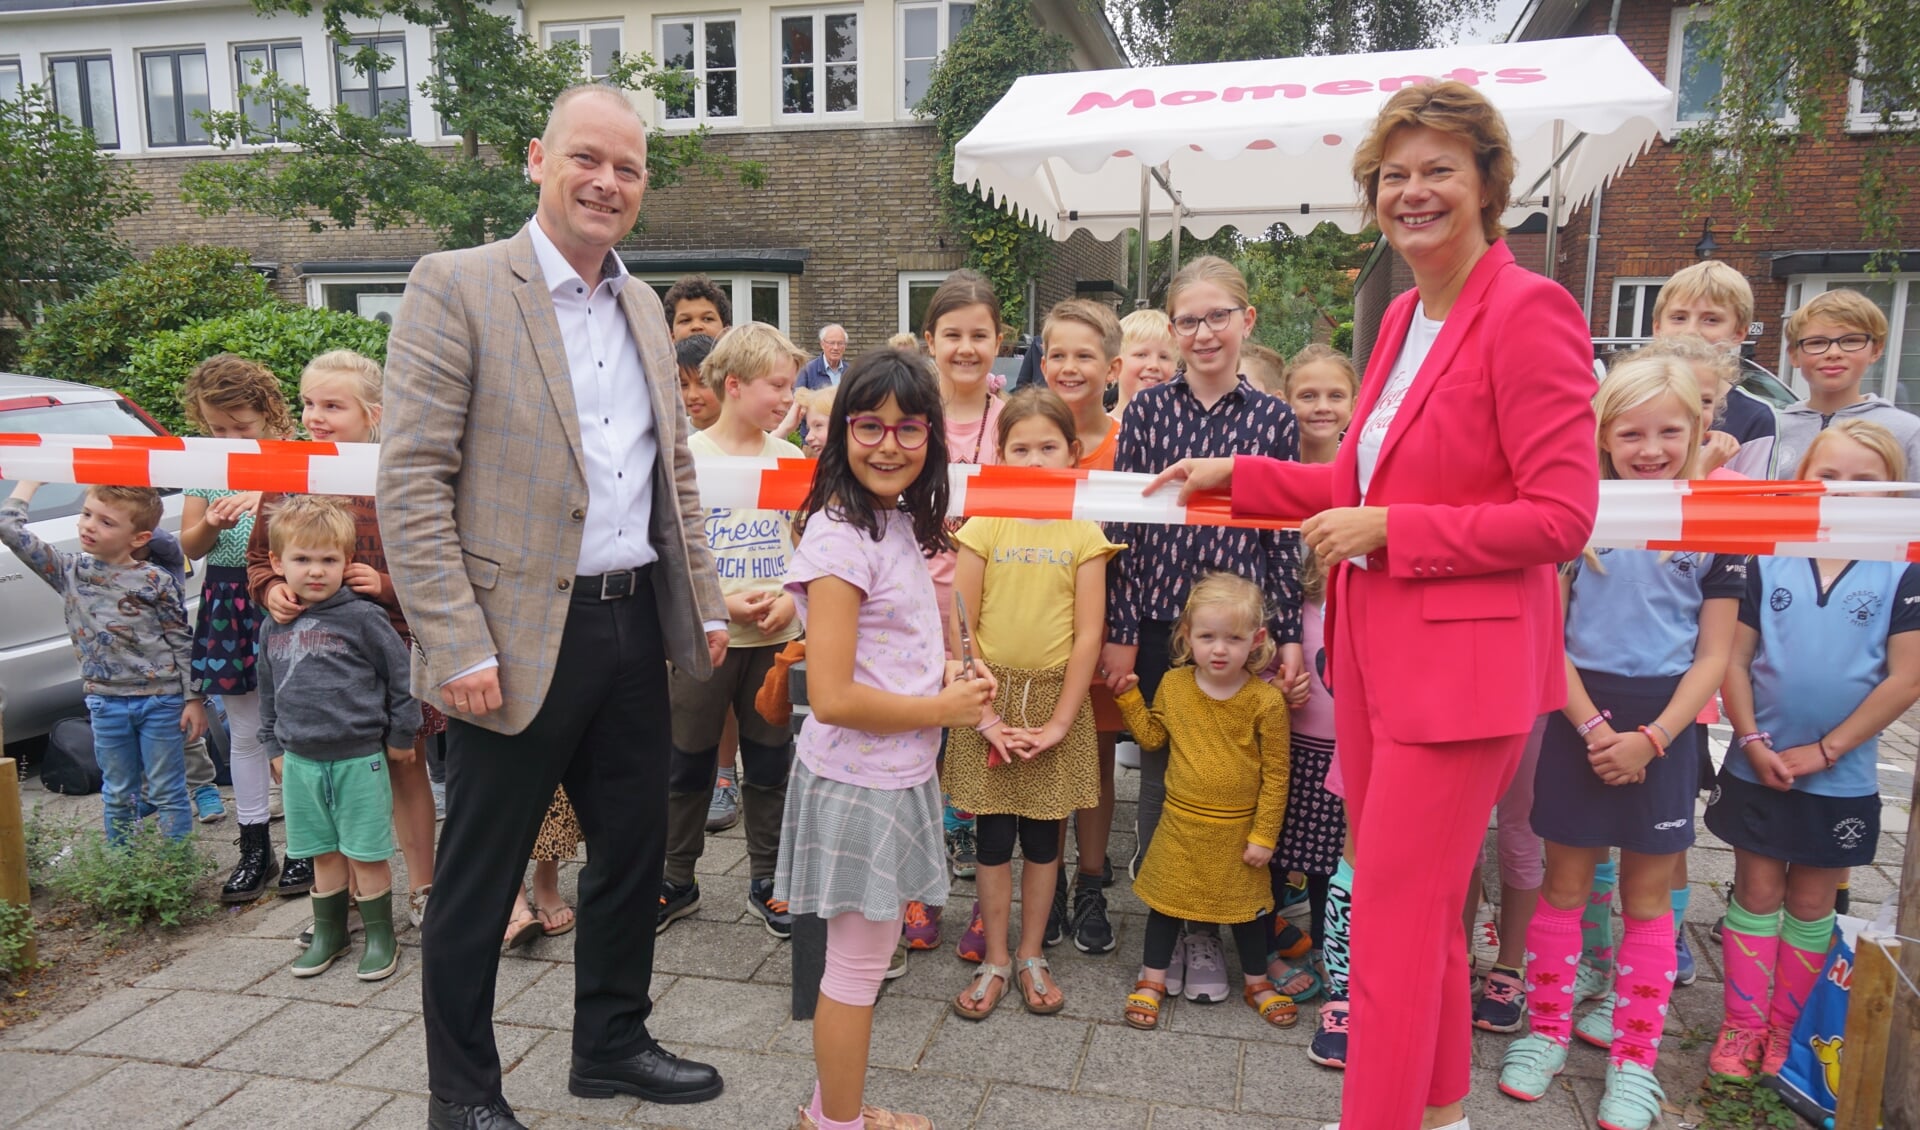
[356,889,400,981]
[293,888,350,977]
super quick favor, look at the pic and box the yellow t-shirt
[690,429,804,648]
[954,516,1122,671]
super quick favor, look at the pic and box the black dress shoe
[569,1045,724,1104]
[426,1096,526,1129]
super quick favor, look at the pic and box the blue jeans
[87,693,191,843]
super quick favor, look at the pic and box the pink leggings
[821,911,905,1008]
[1493,715,1547,891]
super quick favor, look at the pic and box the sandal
[502,893,541,952]
[1267,956,1323,1003]
[1243,979,1300,1028]
[1124,980,1166,1030]
[533,896,576,937]
[1015,956,1065,1015]
[951,961,1011,1021]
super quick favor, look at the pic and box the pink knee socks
[1522,898,1585,1044]
[808,1082,862,1130]
[1720,897,1781,1031]
[1609,913,1677,1068]
[1770,911,1834,1034]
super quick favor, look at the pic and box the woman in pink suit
[1151,82,1599,1130]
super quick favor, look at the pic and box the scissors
[953,593,1007,764]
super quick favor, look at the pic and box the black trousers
[423,585,671,1105]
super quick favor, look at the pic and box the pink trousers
[820,912,903,1008]
[1334,576,1529,1128]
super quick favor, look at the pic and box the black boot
[221,822,280,903]
[278,854,315,895]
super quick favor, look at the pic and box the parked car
[1591,338,1801,410]
[0,372,199,743]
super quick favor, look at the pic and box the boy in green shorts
[257,496,422,981]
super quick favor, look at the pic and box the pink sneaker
[955,901,985,963]
[1708,1023,1765,1079]
[902,901,942,951]
[1761,1024,1794,1076]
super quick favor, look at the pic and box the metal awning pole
[1136,165,1151,308]
[1544,119,1564,276]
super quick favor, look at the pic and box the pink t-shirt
[1294,599,1335,740]
[787,508,945,788]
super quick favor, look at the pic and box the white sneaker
[1183,931,1230,1003]
[1115,740,1141,770]
[1470,909,1500,974]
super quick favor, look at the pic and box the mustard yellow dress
[1116,668,1291,924]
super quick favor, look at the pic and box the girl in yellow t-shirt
[946,389,1122,1022]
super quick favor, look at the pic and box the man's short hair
[541,83,645,150]
[702,321,810,392]
[1654,261,1755,330]
[818,323,846,344]
[1042,299,1123,362]
[86,486,164,533]
[266,495,358,558]
[663,275,732,327]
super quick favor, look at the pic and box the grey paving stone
[0,1052,119,1125]
[133,936,297,992]
[243,957,410,1005]
[919,1008,1091,1089]
[366,953,553,1016]
[652,918,782,981]
[338,1015,544,1095]
[207,1000,412,1080]
[12,988,172,1052]
[976,1083,1149,1129]
[355,1091,430,1129]
[1237,1038,1345,1120]
[1149,1106,1319,1129]
[1076,1024,1239,1111]
[769,993,946,1070]
[240,893,331,940]
[76,989,285,1065]
[17,1060,246,1130]
[1164,989,1311,1046]
[1465,1070,1587,1130]
[581,1047,812,1130]
[500,1030,643,1120]
[647,978,801,1052]
[860,1067,986,1128]
[495,962,574,1029]
[188,1076,394,1129]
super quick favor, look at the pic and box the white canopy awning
[952,36,1676,242]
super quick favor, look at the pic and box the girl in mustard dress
[1113,572,1295,1030]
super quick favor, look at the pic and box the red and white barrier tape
[5,434,1919,562]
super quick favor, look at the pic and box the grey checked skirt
[774,760,949,921]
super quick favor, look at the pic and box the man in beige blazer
[378,85,730,1130]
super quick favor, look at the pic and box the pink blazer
[1232,241,1598,746]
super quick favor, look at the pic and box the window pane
[0,62,19,103]
[549,28,580,47]
[705,21,735,69]
[708,70,737,117]
[86,58,116,145]
[907,280,940,336]
[752,281,780,329]
[1897,284,1920,414]
[783,66,813,114]
[826,14,857,62]
[782,16,814,65]
[1853,281,1896,397]
[1612,285,1636,339]
[146,54,179,146]
[1676,21,1723,122]
[826,63,856,112]
[52,60,81,121]
[276,44,304,89]
[180,52,209,142]
[588,27,620,78]
[660,23,693,70]
[338,46,368,91]
[904,7,937,59]
[375,42,402,88]
[949,3,974,42]
[903,59,931,110]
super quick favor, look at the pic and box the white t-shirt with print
[1352,308,1443,567]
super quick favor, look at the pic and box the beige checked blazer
[377,224,726,736]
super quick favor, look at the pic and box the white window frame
[543,20,624,83]
[334,34,409,135]
[898,270,947,335]
[1847,70,1918,133]
[1666,8,1793,129]
[0,59,24,103]
[896,0,973,116]
[640,273,791,334]
[774,6,861,121]
[1607,277,1667,341]
[233,40,307,144]
[655,15,740,127]
[1779,274,1919,409]
[47,53,119,149]
[306,272,410,325]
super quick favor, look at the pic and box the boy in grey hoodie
[1773,289,1920,483]
[257,496,421,981]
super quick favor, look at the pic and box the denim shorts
[282,750,394,862]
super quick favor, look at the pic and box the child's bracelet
[1646,720,1675,747]
[1576,710,1612,737]
[1736,731,1771,749]
[1636,725,1667,758]
[1818,736,1838,766]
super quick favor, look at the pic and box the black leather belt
[573,564,651,601]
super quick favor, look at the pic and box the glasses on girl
[847,416,931,450]
[1171,307,1247,337]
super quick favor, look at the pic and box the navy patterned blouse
[1107,375,1303,647]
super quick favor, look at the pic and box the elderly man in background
[795,323,849,389]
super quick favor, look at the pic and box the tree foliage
[181,0,763,250]
[1675,0,1919,264]
[1118,0,1491,68]
[21,245,272,386]
[919,0,1073,331]
[121,304,389,435]
[0,85,149,363]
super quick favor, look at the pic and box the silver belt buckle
[599,568,635,600]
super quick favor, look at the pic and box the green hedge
[120,305,389,436]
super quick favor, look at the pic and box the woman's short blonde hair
[1793,419,1906,482]
[1352,81,1516,244]
[1170,572,1276,675]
